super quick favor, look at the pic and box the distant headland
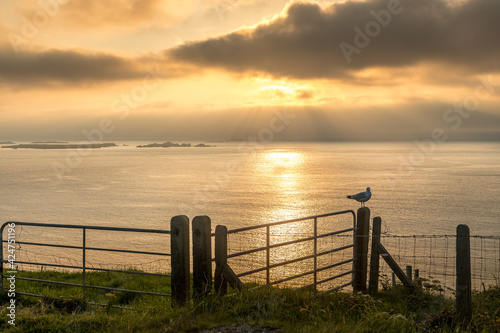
[137,141,213,148]
[32,141,69,144]
[1,143,117,149]
[0,141,15,144]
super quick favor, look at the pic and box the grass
[0,270,499,332]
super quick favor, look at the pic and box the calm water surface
[1,142,499,233]
[1,142,499,283]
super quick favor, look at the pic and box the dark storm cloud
[0,49,146,85]
[167,0,500,79]
[0,48,195,86]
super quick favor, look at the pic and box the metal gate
[213,210,356,294]
[0,221,171,308]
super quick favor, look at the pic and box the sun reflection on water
[265,151,302,165]
[252,149,314,285]
[257,149,306,220]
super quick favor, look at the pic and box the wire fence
[378,234,500,293]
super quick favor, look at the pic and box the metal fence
[0,221,172,308]
[214,210,356,294]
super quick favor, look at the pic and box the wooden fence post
[170,215,190,306]
[353,207,370,292]
[378,243,413,289]
[192,216,212,300]
[214,225,228,295]
[414,269,421,286]
[456,224,472,324]
[369,216,382,292]
[406,266,412,283]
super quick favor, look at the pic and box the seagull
[347,187,371,207]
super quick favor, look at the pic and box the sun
[258,85,296,96]
[254,83,315,106]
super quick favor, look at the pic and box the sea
[1,142,499,286]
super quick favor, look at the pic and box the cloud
[167,0,500,79]
[203,0,269,20]
[1,8,162,86]
[296,89,314,99]
[11,0,278,31]
[0,45,198,87]
[14,0,192,30]
[0,48,154,86]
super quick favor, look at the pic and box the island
[137,141,213,148]
[1,143,118,149]
[32,141,69,144]
[0,141,15,144]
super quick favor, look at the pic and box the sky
[0,0,499,141]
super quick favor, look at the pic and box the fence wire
[379,234,500,292]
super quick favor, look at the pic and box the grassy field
[0,270,499,332]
